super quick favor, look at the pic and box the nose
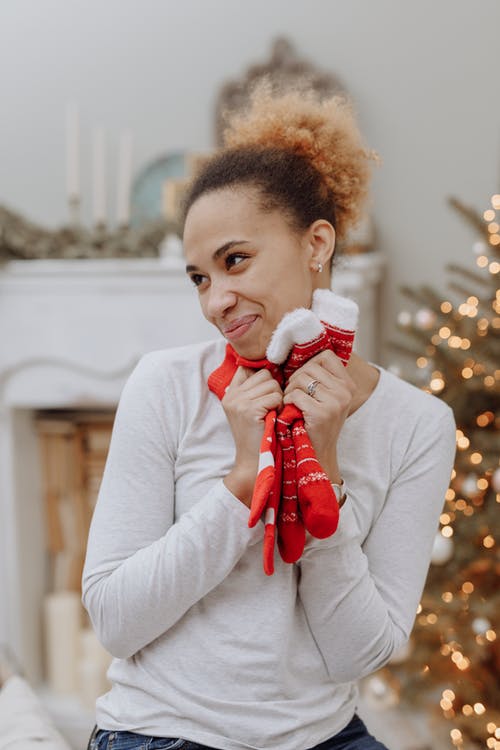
[204,277,238,321]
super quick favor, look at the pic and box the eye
[225,252,248,269]
[189,273,208,288]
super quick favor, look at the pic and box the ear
[304,219,335,272]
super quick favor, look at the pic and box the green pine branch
[447,196,488,236]
[445,263,495,287]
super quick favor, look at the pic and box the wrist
[317,452,342,484]
[224,467,256,508]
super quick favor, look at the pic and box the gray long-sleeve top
[81,338,456,750]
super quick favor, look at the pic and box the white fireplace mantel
[0,252,385,685]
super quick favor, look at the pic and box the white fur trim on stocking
[311,289,359,331]
[266,308,324,364]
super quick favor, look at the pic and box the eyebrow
[185,240,250,273]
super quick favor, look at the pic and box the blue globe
[130,151,187,227]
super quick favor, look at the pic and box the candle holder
[92,221,107,235]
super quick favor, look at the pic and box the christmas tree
[385,193,500,748]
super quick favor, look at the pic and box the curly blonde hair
[184,80,379,244]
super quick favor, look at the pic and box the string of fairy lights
[391,193,500,748]
[437,194,498,749]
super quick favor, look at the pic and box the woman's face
[183,187,330,359]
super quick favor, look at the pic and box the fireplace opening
[33,410,115,708]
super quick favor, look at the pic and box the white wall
[1,0,499,363]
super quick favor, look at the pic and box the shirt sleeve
[296,405,457,684]
[81,352,262,659]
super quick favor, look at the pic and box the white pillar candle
[65,102,80,200]
[43,591,81,694]
[92,127,107,226]
[116,130,133,227]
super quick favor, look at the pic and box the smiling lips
[222,315,258,340]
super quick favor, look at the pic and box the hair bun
[222,79,380,241]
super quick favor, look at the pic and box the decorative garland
[0,204,180,260]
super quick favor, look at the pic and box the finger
[289,350,344,380]
[283,387,322,413]
[243,392,283,422]
[239,368,276,390]
[257,391,283,413]
[284,378,354,415]
[245,380,283,400]
[228,371,278,403]
[226,379,282,405]
[312,349,345,376]
[229,366,251,387]
[285,363,338,397]
[287,355,357,396]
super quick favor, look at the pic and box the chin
[232,339,267,361]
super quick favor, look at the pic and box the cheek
[268,266,312,308]
[196,292,211,321]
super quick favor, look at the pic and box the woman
[82,84,456,750]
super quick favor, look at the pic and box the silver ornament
[431,532,454,565]
[397,311,412,327]
[472,617,491,635]
[415,308,437,330]
[473,241,487,255]
[492,467,500,493]
[462,474,478,497]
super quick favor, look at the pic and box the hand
[222,366,283,506]
[282,350,356,480]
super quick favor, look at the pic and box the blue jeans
[88,714,390,750]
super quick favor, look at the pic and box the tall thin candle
[65,102,80,226]
[116,130,133,227]
[92,127,106,227]
[65,102,80,200]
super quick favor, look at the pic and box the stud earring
[316,262,323,273]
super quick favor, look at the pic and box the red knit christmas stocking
[262,431,283,575]
[207,289,359,576]
[274,404,306,566]
[292,416,339,539]
[248,409,278,528]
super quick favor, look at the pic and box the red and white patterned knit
[208,289,358,575]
